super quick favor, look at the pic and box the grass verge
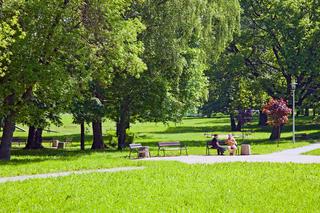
[303,149,320,156]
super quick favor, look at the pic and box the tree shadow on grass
[7,146,125,165]
[148,125,232,134]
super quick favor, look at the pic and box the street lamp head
[291,80,297,90]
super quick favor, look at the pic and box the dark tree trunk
[296,109,300,117]
[236,121,242,131]
[230,114,237,131]
[304,108,309,116]
[117,101,130,150]
[91,119,104,149]
[259,111,268,126]
[80,121,85,150]
[34,128,44,148]
[24,126,36,149]
[313,109,316,117]
[0,114,15,161]
[117,120,126,150]
[269,126,281,141]
[25,127,43,149]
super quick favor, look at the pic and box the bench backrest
[42,137,55,141]
[207,140,226,146]
[158,142,181,147]
[11,137,26,142]
[65,137,73,142]
[129,144,142,149]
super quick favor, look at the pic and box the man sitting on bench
[211,134,225,155]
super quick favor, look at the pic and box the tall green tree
[105,0,241,149]
[79,0,146,149]
[0,0,85,160]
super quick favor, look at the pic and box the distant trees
[203,0,320,130]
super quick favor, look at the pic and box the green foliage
[240,0,320,103]
[0,11,25,77]
[203,0,320,116]
[104,0,241,128]
[0,0,87,121]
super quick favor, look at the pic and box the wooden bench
[296,133,308,140]
[11,137,27,146]
[41,137,58,148]
[206,140,239,155]
[157,142,188,156]
[64,137,73,147]
[128,144,150,159]
[206,140,225,155]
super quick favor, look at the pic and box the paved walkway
[0,166,145,184]
[143,143,320,164]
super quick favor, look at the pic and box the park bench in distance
[157,141,188,157]
[128,143,150,159]
[42,137,64,149]
[49,137,73,149]
[206,140,240,155]
[206,140,226,155]
[11,137,27,146]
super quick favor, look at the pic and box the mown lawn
[1,161,320,212]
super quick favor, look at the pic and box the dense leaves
[263,98,292,127]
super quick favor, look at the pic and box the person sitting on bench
[225,134,237,156]
[211,134,225,155]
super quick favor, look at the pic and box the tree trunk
[0,114,16,161]
[313,109,316,117]
[230,114,237,131]
[304,108,309,116]
[80,121,85,150]
[258,110,268,126]
[236,121,242,131]
[117,101,130,150]
[24,126,36,149]
[297,109,301,117]
[269,126,281,141]
[91,119,104,149]
[25,127,43,149]
[117,121,126,150]
[34,128,44,148]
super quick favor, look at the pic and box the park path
[143,143,320,164]
[0,166,145,184]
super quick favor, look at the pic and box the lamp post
[291,79,297,144]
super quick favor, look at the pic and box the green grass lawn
[1,161,320,212]
[303,149,320,156]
